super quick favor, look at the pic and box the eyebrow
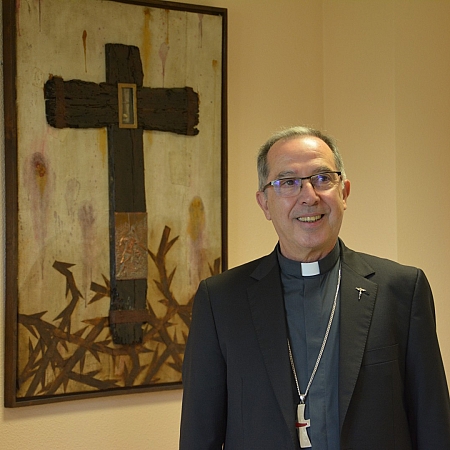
[275,166,335,179]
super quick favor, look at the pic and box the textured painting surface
[15,0,223,398]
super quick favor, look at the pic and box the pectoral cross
[356,287,367,300]
[296,403,312,448]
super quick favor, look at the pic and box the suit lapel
[339,245,378,430]
[247,251,298,447]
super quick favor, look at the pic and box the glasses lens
[311,173,338,190]
[274,178,301,197]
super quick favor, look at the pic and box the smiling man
[180,126,450,450]
[256,133,350,263]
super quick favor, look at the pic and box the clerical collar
[277,241,340,277]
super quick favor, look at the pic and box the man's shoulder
[204,251,276,288]
[342,243,420,278]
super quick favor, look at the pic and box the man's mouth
[297,214,323,223]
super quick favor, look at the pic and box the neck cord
[287,265,341,404]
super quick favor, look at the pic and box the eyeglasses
[262,171,342,197]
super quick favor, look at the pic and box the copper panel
[115,212,148,280]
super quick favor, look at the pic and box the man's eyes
[315,173,332,182]
[279,178,297,187]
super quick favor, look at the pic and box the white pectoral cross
[296,403,312,448]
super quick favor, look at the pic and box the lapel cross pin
[355,287,367,300]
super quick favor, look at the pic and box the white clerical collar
[300,261,320,276]
[277,241,340,277]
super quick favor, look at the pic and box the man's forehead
[271,134,329,149]
[268,135,334,162]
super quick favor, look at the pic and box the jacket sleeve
[179,280,227,450]
[405,269,450,449]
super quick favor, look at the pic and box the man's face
[256,135,350,262]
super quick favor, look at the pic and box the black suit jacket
[180,241,450,449]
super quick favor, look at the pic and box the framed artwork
[3,0,227,407]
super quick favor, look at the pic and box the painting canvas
[3,0,227,406]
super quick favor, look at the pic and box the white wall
[394,0,450,376]
[323,0,398,260]
[2,1,450,448]
[322,0,450,379]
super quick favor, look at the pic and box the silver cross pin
[355,287,367,300]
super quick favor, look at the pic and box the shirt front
[278,242,341,450]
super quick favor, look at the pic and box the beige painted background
[1,0,450,448]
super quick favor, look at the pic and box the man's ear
[256,190,272,221]
[342,179,350,210]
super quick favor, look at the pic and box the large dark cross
[44,43,199,345]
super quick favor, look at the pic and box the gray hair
[257,126,347,191]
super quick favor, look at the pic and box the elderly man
[180,126,450,449]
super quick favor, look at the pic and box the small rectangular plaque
[118,82,138,128]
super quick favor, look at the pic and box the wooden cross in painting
[44,43,199,345]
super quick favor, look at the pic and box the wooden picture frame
[3,0,227,407]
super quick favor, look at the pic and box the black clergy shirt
[278,242,341,449]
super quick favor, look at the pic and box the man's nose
[296,179,319,205]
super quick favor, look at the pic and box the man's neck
[279,242,338,263]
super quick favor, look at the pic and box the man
[179,126,450,449]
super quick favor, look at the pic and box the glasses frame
[262,171,342,196]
